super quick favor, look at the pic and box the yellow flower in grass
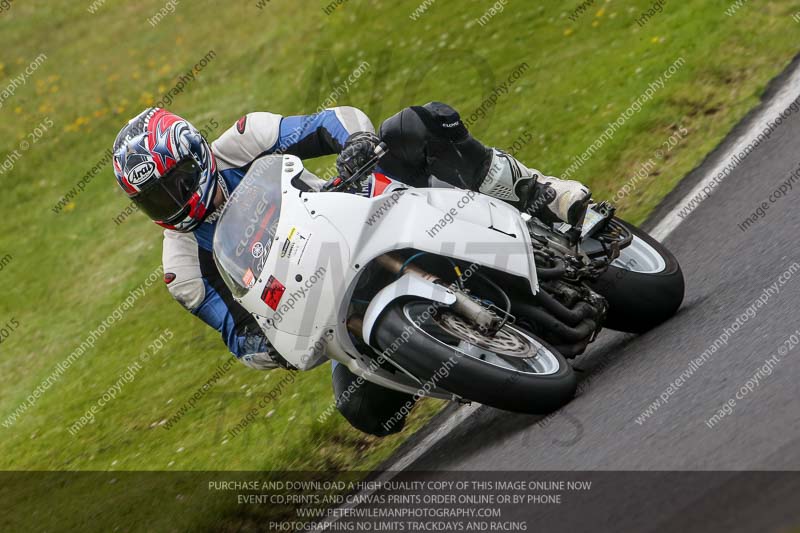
[65,116,89,132]
[596,8,605,17]
[50,85,59,93]
[139,93,155,106]
[564,28,574,36]
[132,71,141,80]
[14,107,21,114]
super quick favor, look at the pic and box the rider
[111,102,590,436]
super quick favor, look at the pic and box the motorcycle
[212,147,684,414]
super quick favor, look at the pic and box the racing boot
[478,148,591,227]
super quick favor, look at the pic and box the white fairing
[225,156,538,392]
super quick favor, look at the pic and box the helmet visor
[133,158,202,223]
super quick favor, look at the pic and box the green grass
[1,0,799,529]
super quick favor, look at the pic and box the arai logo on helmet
[128,161,157,185]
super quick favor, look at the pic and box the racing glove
[237,327,295,370]
[336,131,381,179]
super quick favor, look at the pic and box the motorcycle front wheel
[371,299,576,414]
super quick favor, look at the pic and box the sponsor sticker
[242,268,255,288]
[260,275,286,310]
[279,226,311,265]
[128,161,157,185]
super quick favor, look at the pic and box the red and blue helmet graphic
[113,108,217,232]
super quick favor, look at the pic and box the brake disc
[436,312,536,358]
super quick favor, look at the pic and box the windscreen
[213,157,284,298]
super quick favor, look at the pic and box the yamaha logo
[128,161,157,185]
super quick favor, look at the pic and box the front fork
[374,253,502,333]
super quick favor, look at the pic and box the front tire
[588,218,684,333]
[372,299,577,414]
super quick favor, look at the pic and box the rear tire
[588,218,684,333]
[372,299,576,414]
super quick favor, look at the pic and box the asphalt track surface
[350,57,800,532]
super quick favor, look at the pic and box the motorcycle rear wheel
[588,218,684,333]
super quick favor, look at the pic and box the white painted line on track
[650,60,800,241]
